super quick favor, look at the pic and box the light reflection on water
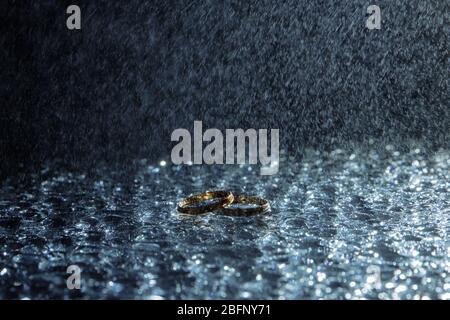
[0,146,449,299]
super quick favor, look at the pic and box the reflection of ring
[177,191,234,215]
[220,195,270,216]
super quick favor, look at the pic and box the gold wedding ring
[177,190,234,215]
[220,195,271,216]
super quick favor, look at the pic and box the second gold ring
[220,195,270,216]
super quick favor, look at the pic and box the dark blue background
[1,1,448,175]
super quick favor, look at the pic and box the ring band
[219,195,270,216]
[177,191,234,215]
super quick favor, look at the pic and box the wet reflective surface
[0,146,449,299]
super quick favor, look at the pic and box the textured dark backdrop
[1,0,449,176]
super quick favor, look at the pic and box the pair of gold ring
[177,191,270,216]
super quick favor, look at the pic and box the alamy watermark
[65,4,381,32]
[66,5,81,30]
[171,121,279,175]
[366,5,381,30]
[66,265,81,290]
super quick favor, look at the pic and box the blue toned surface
[0,146,449,299]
